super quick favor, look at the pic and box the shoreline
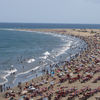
[0,29,100,100]
[0,29,86,87]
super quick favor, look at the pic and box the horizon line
[0,22,100,25]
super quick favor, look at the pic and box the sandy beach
[0,29,100,100]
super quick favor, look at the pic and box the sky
[0,0,100,24]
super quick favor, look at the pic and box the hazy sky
[0,0,100,24]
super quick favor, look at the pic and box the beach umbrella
[51,71,54,74]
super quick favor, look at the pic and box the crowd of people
[1,30,100,100]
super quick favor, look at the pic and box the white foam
[16,66,40,77]
[5,68,17,74]
[40,56,48,60]
[55,41,73,57]
[15,62,48,79]
[44,51,50,56]
[27,58,35,63]
[38,31,66,39]
[36,32,75,59]
[0,67,17,85]
[39,51,50,60]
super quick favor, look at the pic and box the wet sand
[0,29,100,100]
